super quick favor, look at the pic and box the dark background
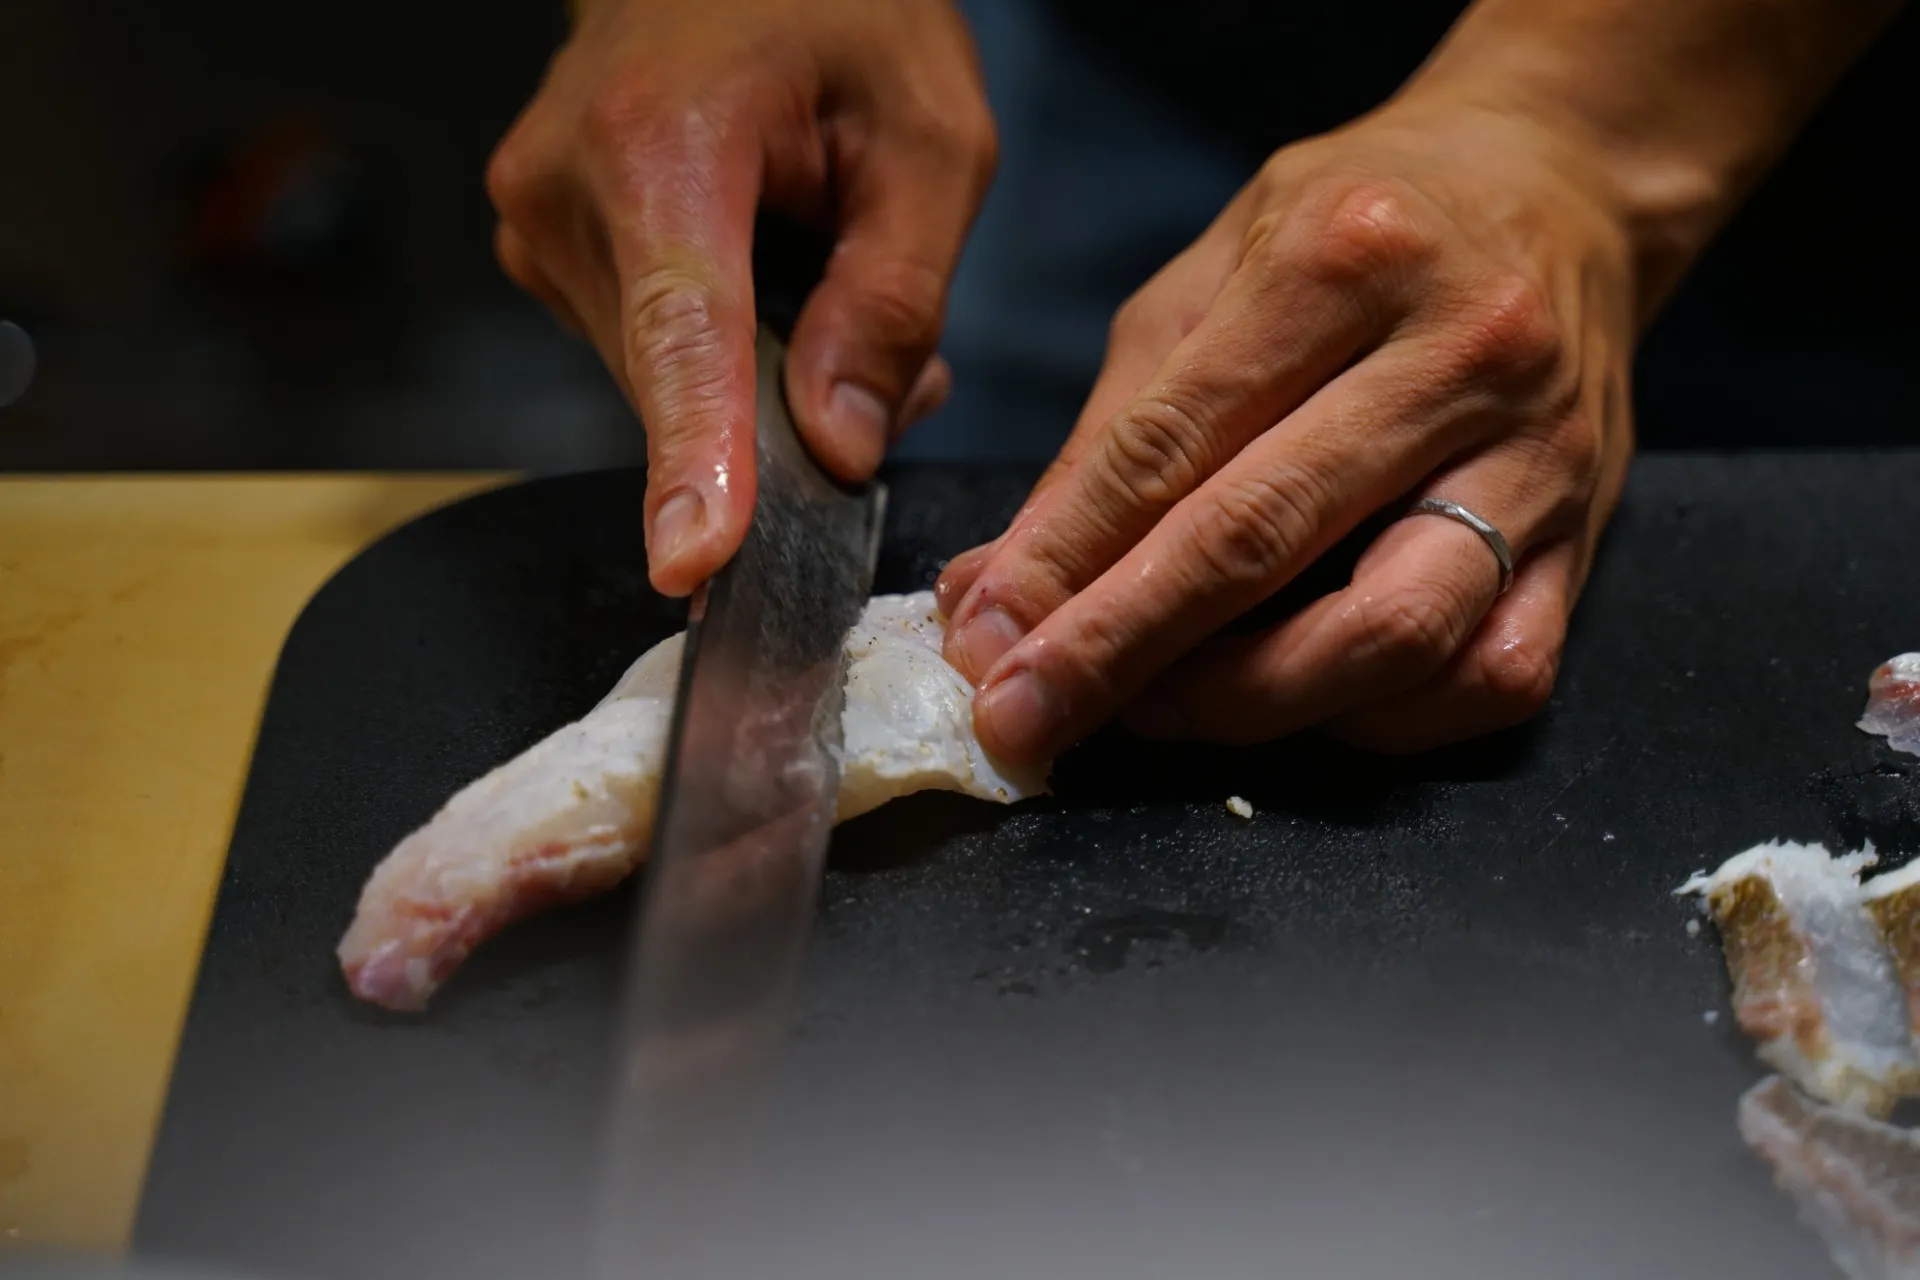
[1,0,1913,473]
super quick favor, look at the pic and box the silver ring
[1405,498,1514,595]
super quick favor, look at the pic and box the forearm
[1400,0,1904,315]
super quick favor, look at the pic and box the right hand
[487,0,997,595]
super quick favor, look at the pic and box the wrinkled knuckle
[1098,394,1211,510]
[1369,586,1471,673]
[1482,635,1560,720]
[1184,467,1323,589]
[626,269,727,401]
[1295,177,1437,284]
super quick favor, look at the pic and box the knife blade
[588,323,886,1280]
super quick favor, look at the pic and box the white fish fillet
[1740,1075,1920,1279]
[1864,862,1920,1058]
[1679,842,1918,1115]
[338,591,1047,1011]
[1862,655,1920,758]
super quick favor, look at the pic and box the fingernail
[978,669,1069,763]
[651,489,707,570]
[951,606,1026,682]
[828,381,890,469]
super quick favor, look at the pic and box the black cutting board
[136,456,1920,1280]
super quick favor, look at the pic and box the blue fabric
[895,0,1250,461]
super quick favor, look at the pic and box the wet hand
[487,0,994,595]
[938,99,1635,760]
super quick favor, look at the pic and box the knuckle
[1480,633,1561,720]
[1182,465,1326,590]
[483,142,533,219]
[1096,393,1213,511]
[625,268,731,415]
[1365,584,1472,673]
[1280,176,1438,285]
[486,126,563,229]
[956,106,1000,190]
[1454,272,1563,384]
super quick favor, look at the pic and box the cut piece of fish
[1861,655,1920,758]
[1740,1074,1920,1280]
[338,591,1048,1012]
[1679,842,1918,1116]
[1865,861,1920,1048]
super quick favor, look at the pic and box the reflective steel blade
[589,324,885,1280]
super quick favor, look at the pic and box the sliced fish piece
[1861,655,1920,758]
[1740,1074,1920,1279]
[339,591,1048,1012]
[1865,861,1920,1046]
[1679,842,1917,1115]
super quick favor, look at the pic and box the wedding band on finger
[1402,497,1515,595]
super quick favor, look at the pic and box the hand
[487,0,995,595]
[936,96,1636,761]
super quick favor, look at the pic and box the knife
[588,322,887,1280]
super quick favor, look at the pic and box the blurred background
[0,0,1913,474]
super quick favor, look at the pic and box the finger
[1047,237,1237,487]
[969,333,1512,766]
[931,240,1223,615]
[488,131,629,386]
[785,110,995,482]
[934,542,994,619]
[1324,540,1577,754]
[896,354,952,436]
[495,222,591,340]
[589,101,763,597]
[943,184,1425,682]
[1123,437,1582,743]
[1122,518,1499,744]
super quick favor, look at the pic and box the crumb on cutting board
[1226,796,1253,819]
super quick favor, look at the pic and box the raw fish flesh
[1865,862,1920,1048]
[1862,655,1920,758]
[1679,843,1918,1115]
[338,592,1047,1011]
[1740,1075,1920,1279]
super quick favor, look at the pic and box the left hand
[935,95,1637,762]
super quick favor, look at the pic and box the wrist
[1391,0,1901,321]
[1391,62,1730,323]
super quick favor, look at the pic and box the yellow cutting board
[0,474,509,1252]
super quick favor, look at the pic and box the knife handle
[750,212,834,343]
